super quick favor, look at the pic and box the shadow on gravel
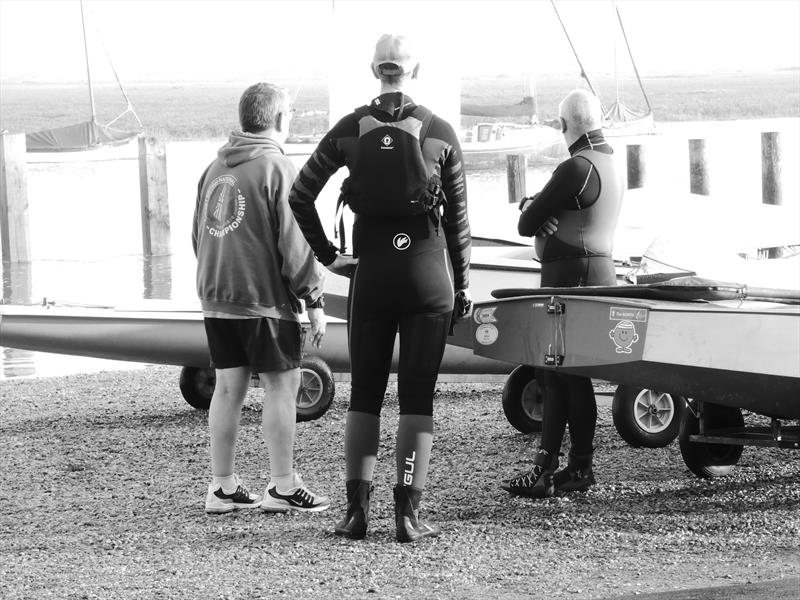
[604,577,800,600]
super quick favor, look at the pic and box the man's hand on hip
[306,308,326,348]
[326,254,359,279]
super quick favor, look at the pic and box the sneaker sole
[205,502,262,514]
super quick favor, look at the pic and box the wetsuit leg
[345,310,399,482]
[560,256,610,455]
[537,370,570,456]
[564,375,597,455]
[536,256,611,457]
[394,310,451,490]
[348,314,397,415]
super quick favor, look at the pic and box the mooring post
[689,138,710,195]
[138,136,171,256]
[507,153,527,204]
[0,132,31,263]
[762,132,784,258]
[761,131,782,206]
[626,144,646,189]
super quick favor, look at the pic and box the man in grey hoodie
[193,82,329,515]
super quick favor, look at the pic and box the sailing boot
[553,450,596,494]
[393,485,440,543]
[334,480,372,540]
[500,449,559,498]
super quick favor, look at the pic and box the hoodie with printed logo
[192,131,324,321]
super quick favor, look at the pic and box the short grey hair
[558,89,603,134]
[239,83,290,133]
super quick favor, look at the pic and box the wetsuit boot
[553,451,595,493]
[334,480,372,539]
[393,485,440,543]
[500,449,559,498]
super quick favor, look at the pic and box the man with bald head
[502,88,624,499]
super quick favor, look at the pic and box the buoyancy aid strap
[416,106,434,146]
[334,194,348,254]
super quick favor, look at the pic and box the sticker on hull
[475,323,499,345]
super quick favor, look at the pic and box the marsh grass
[1,71,797,141]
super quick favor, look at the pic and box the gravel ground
[1,366,799,600]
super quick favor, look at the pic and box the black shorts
[203,317,302,372]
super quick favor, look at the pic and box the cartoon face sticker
[609,320,640,354]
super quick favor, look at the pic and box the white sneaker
[260,472,330,513]
[204,474,262,514]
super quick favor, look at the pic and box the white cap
[372,34,418,76]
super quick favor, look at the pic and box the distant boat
[552,0,656,136]
[25,0,143,153]
[460,121,564,168]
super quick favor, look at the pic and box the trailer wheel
[295,356,335,422]
[679,402,744,478]
[179,358,335,421]
[179,366,215,410]
[612,386,686,448]
[501,365,543,434]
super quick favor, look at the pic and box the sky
[0,0,798,85]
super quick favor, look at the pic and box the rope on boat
[0,298,116,309]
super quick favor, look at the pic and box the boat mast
[613,2,619,105]
[80,0,97,123]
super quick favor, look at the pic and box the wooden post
[761,131,782,206]
[138,136,171,256]
[1,260,33,304]
[507,154,527,204]
[0,132,31,263]
[689,139,710,195]
[626,144,646,189]
[142,254,172,300]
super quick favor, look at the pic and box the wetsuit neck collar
[568,129,608,155]
[369,92,417,120]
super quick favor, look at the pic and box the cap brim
[375,62,406,76]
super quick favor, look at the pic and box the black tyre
[501,365,543,434]
[179,366,215,410]
[612,385,686,448]
[679,402,744,478]
[179,358,335,421]
[295,355,335,422]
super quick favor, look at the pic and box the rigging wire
[549,0,606,114]
[615,3,653,113]
[83,0,144,130]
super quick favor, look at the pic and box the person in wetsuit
[288,34,472,542]
[501,88,624,498]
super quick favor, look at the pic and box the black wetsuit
[518,130,623,456]
[289,92,470,417]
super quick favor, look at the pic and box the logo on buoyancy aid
[204,175,246,238]
[381,134,394,149]
[393,233,411,250]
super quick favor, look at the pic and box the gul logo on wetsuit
[393,233,411,250]
[204,175,246,238]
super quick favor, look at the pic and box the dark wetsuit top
[518,129,623,287]
[289,92,471,416]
